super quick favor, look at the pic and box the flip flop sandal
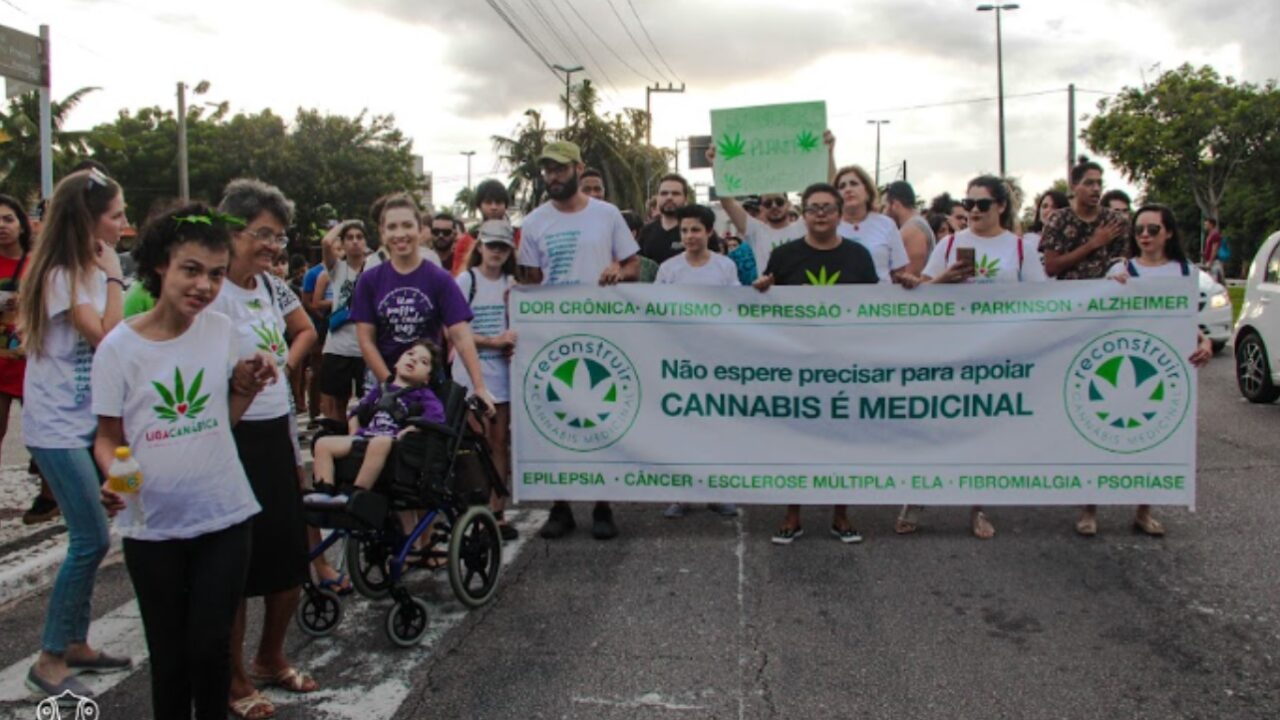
[1133,515,1165,536]
[1075,516,1098,537]
[971,511,996,539]
[318,573,353,596]
[230,691,276,719]
[894,506,921,535]
[249,666,318,694]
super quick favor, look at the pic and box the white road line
[572,693,706,711]
[0,509,545,720]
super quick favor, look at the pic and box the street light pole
[460,150,476,217]
[552,64,584,127]
[867,120,889,187]
[645,82,686,146]
[977,3,1018,178]
[177,82,189,202]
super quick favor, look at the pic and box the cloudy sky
[2,0,1270,215]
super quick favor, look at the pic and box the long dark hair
[1127,204,1188,264]
[467,241,517,277]
[1030,190,1069,233]
[0,194,33,254]
[966,175,1014,230]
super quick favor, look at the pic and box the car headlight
[1209,292,1230,309]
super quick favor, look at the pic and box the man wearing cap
[517,140,640,540]
[881,181,936,276]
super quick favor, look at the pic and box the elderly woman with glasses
[208,178,319,719]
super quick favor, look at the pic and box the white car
[1233,230,1280,403]
[1198,268,1232,353]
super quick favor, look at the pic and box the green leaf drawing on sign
[796,130,819,152]
[723,174,743,192]
[1088,356,1164,429]
[717,133,746,161]
[805,266,841,286]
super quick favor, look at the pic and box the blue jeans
[29,446,111,654]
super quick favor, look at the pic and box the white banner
[511,279,1198,507]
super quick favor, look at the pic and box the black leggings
[123,521,251,720]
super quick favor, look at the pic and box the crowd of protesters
[0,131,1220,718]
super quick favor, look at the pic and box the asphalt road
[0,354,1277,720]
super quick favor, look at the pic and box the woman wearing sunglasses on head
[1078,204,1212,537]
[208,179,319,719]
[898,175,1048,540]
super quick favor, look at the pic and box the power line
[484,0,560,80]
[0,0,29,16]
[562,0,657,83]
[623,0,683,84]
[603,0,668,83]
[833,87,1067,117]
[493,0,559,73]
[522,0,578,67]
[547,0,622,97]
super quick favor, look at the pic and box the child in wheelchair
[305,339,444,507]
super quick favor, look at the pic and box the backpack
[1126,259,1189,277]
[944,234,1024,281]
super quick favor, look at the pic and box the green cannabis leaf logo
[246,299,264,311]
[545,358,617,429]
[796,130,819,152]
[152,367,209,423]
[723,174,743,192]
[717,132,746,161]
[805,266,841,286]
[975,254,1001,279]
[252,322,286,359]
[1088,355,1165,429]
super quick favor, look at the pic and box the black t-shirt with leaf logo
[763,238,879,286]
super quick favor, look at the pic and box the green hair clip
[174,210,247,229]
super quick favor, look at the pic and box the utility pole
[645,82,685,146]
[867,120,889,187]
[460,150,476,218]
[177,82,189,201]
[977,4,1019,177]
[1067,83,1076,183]
[38,25,52,200]
[552,64,583,127]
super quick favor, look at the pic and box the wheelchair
[295,379,507,647]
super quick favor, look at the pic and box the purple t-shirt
[351,383,446,438]
[350,259,473,369]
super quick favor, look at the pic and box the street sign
[0,24,44,86]
[688,135,712,169]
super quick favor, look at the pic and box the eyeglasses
[240,227,289,247]
[1135,223,1164,237]
[961,198,996,212]
[539,163,573,178]
[802,204,838,217]
[431,227,455,237]
[760,198,787,209]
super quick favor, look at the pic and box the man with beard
[638,173,692,263]
[517,141,640,540]
[1039,156,1129,280]
[430,212,462,274]
[580,168,607,202]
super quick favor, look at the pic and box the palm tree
[491,109,552,214]
[0,86,99,207]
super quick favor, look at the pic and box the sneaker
[771,526,803,545]
[591,503,618,540]
[830,525,864,544]
[539,504,576,539]
[707,503,739,517]
[22,495,59,525]
[663,503,685,519]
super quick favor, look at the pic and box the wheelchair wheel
[448,505,503,609]
[296,587,343,638]
[385,596,431,647]
[346,535,393,600]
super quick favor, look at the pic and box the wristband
[106,277,126,289]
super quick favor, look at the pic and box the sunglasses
[803,204,838,217]
[1134,223,1164,237]
[961,198,996,212]
[482,241,512,251]
[431,227,455,237]
[760,198,787,209]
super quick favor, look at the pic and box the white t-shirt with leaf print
[208,273,301,421]
[923,229,1048,284]
[91,311,261,541]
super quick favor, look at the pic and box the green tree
[1084,64,1280,235]
[0,87,99,206]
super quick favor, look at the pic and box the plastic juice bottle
[107,446,144,530]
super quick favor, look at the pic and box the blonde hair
[832,165,878,215]
[19,170,121,358]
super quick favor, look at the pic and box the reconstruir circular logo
[1064,330,1190,454]
[524,334,641,452]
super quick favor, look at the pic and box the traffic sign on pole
[0,24,44,86]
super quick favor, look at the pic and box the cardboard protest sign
[710,101,827,196]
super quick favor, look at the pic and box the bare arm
[312,272,334,313]
[282,306,317,372]
[320,225,342,271]
[1042,218,1126,277]
[519,266,544,285]
[824,129,837,182]
[900,224,930,277]
[93,416,125,479]
[356,322,390,383]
